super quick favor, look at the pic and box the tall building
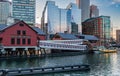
[41,1,81,34]
[116,30,120,43]
[12,0,35,25]
[82,16,111,45]
[0,0,11,24]
[90,5,99,18]
[76,0,90,22]
[66,3,81,34]
[41,1,67,34]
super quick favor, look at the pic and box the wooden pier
[0,64,90,76]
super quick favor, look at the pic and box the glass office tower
[0,0,11,24]
[76,0,90,22]
[12,0,35,25]
[67,3,81,34]
[90,5,99,18]
[42,1,81,34]
[100,16,111,41]
[47,1,67,33]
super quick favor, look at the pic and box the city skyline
[36,0,120,38]
[8,0,120,37]
[8,0,120,29]
[36,0,120,28]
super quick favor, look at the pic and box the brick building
[0,21,46,55]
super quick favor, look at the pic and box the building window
[22,38,26,44]
[17,30,21,35]
[19,23,24,26]
[79,36,85,39]
[11,38,15,44]
[17,38,20,44]
[22,30,26,35]
[28,38,31,44]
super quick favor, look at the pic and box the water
[0,51,120,76]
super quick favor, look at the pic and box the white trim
[2,46,39,50]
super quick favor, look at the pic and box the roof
[57,33,78,40]
[0,21,45,35]
[32,27,45,35]
[49,34,55,39]
[83,15,110,23]
[0,24,7,31]
[79,34,99,40]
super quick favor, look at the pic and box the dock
[0,64,90,76]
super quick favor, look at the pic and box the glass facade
[90,5,99,18]
[76,0,90,22]
[43,1,81,34]
[100,16,111,43]
[0,1,11,24]
[47,1,67,33]
[67,3,81,34]
[12,0,35,25]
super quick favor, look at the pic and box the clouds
[113,0,120,3]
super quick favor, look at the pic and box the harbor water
[0,51,120,76]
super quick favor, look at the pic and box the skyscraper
[76,0,90,22]
[67,3,81,34]
[90,5,99,18]
[41,1,81,34]
[0,0,11,24]
[42,1,67,34]
[12,0,35,25]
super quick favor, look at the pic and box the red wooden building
[0,21,46,56]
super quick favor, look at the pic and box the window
[79,36,85,39]
[11,38,15,44]
[22,30,26,35]
[19,23,24,26]
[28,38,31,44]
[22,38,26,44]
[17,30,21,35]
[17,38,20,44]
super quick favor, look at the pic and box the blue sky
[91,0,120,27]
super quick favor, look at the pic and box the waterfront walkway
[0,64,90,76]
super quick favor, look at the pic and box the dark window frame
[22,30,26,35]
[17,30,21,35]
[28,38,31,44]
[11,38,15,44]
[19,23,24,26]
[22,38,26,44]
[17,38,20,44]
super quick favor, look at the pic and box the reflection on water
[0,52,120,76]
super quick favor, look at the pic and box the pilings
[0,48,48,59]
[0,64,90,76]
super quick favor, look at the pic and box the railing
[40,42,87,51]
[39,39,87,51]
